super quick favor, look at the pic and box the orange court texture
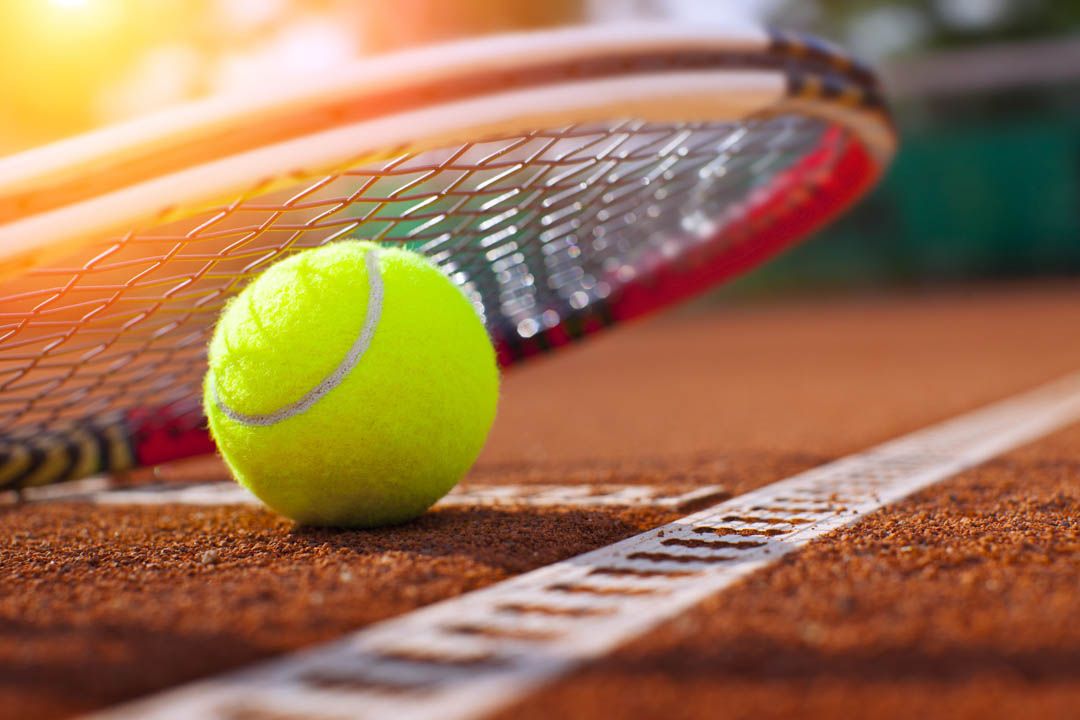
[3,283,1080,719]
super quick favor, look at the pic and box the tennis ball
[203,240,498,528]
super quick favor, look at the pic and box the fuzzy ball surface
[203,240,498,527]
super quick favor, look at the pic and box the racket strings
[0,115,834,439]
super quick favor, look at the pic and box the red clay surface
[498,423,1080,720]
[2,283,1080,719]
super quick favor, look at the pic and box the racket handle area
[0,410,214,491]
[493,126,878,364]
[127,408,217,468]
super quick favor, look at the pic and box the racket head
[0,23,896,489]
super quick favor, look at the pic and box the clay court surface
[4,284,1080,719]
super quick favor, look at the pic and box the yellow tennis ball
[203,240,498,527]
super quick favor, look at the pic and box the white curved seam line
[213,248,383,427]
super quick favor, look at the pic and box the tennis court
[2,2,1079,719]
[5,285,1080,718]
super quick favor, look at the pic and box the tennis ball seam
[211,246,384,427]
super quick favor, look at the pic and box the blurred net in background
[0,115,833,443]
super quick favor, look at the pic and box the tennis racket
[0,23,896,490]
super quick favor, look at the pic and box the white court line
[89,373,1080,720]
[9,481,729,512]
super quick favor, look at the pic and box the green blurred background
[2,0,1077,289]
[736,0,1080,292]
